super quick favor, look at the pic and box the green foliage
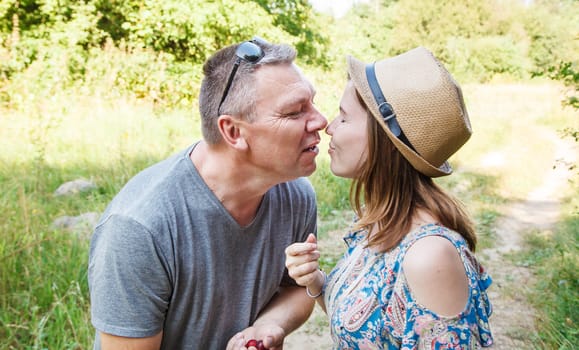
[309,158,351,218]
[531,19,578,175]
[252,0,332,66]
[0,162,94,348]
[0,0,46,33]
[328,0,396,63]
[538,61,579,110]
[519,199,579,348]
[437,171,505,250]
[118,1,275,63]
[2,0,578,109]
[81,41,203,109]
[0,1,578,347]
[522,0,579,72]
[341,0,579,83]
[89,0,331,65]
[0,1,107,91]
[447,35,527,82]
[387,0,498,58]
[0,0,333,110]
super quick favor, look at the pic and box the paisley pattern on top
[324,223,493,349]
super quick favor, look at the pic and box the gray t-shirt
[88,143,317,349]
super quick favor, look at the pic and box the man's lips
[303,139,320,153]
[304,145,318,153]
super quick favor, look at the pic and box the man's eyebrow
[285,95,309,106]
[274,81,317,111]
[280,90,314,109]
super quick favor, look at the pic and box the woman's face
[325,81,369,178]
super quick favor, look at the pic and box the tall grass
[518,181,578,349]
[0,163,92,348]
[0,89,199,348]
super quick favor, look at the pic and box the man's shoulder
[100,145,198,221]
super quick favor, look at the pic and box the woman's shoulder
[402,234,466,289]
[403,233,461,269]
[404,223,464,244]
[401,229,470,316]
[392,226,494,347]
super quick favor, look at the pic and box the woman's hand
[285,234,323,293]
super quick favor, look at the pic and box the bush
[446,35,527,82]
[522,0,579,71]
[0,0,334,111]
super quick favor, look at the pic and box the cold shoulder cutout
[402,235,469,316]
[324,223,494,349]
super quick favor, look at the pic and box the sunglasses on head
[217,37,267,116]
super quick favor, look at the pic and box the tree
[251,0,331,66]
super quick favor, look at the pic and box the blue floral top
[323,223,493,349]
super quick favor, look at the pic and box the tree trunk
[10,1,20,58]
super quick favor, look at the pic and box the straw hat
[347,47,471,177]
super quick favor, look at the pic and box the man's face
[240,63,328,182]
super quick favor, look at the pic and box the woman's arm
[285,234,327,312]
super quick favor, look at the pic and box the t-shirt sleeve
[88,214,172,337]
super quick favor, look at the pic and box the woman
[285,47,493,348]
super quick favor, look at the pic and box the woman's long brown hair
[350,92,477,252]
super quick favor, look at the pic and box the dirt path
[285,131,576,349]
[478,133,577,349]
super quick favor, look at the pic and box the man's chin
[302,163,317,177]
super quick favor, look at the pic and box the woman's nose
[325,118,337,135]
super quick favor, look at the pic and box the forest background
[0,0,577,349]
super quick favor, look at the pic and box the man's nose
[307,108,328,132]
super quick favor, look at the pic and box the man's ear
[217,115,248,150]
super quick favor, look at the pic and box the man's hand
[225,324,285,350]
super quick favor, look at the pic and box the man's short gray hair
[199,40,297,144]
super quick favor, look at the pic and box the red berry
[245,339,267,350]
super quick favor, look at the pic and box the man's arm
[253,285,315,335]
[100,331,163,350]
[90,217,171,350]
[226,286,315,350]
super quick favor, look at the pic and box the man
[88,37,328,349]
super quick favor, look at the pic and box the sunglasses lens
[236,42,264,63]
[217,39,266,115]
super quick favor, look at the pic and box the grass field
[0,78,576,348]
